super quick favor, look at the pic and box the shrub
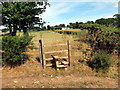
[1,28,9,32]
[2,35,33,66]
[91,51,112,72]
[88,26,119,54]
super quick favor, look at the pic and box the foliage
[95,18,116,27]
[2,2,49,36]
[1,28,9,32]
[82,50,88,54]
[2,35,33,66]
[90,26,119,54]
[91,51,112,72]
[79,23,102,28]
[113,14,120,28]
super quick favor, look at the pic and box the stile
[39,40,71,69]
[39,40,42,64]
[39,40,46,69]
[67,40,71,66]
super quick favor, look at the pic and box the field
[2,30,119,88]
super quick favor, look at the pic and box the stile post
[39,40,42,64]
[67,40,71,66]
[39,40,46,69]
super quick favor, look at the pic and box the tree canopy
[113,14,120,28]
[2,1,49,36]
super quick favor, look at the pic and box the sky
[0,0,119,29]
[41,0,119,26]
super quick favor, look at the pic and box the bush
[1,28,9,32]
[2,35,33,66]
[91,51,112,72]
[88,26,119,54]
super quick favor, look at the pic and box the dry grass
[29,31,74,48]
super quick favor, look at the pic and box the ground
[1,30,119,88]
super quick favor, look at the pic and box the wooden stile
[39,40,71,69]
[67,40,71,66]
[39,40,46,69]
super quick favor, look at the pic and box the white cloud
[0,26,7,29]
[114,3,118,8]
[42,2,81,26]
[41,1,118,26]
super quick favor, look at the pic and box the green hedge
[80,23,103,28]
[2,35,33,66]
[55,31,80,35]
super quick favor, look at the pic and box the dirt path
[2,72,118,88]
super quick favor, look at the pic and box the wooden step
[45,50,68,54]
[56,65,67,68]
[45,56,68,61]
[61,61,69,65]
[46,63,55,67]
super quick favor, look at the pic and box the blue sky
[42,0,119,26]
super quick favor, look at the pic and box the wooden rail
[44,43,67,47]
[45,50,68,54]
[45,56,68,61]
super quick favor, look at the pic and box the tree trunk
[9,23,12,35]
[23,28,28,36]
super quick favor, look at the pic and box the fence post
[39,40,46,69]
[67,40,71,66]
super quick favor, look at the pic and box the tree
[47,25,51,30]
[95,18,116,27]
[95,18,107,25]
[2,2,49,36]
[79,22,83,24]
[60,24,65,27]
[75,22,79,29]
[69,23,72,28]
[113,14,120,28]
[86,21,94,24]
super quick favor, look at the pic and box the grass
[28,30,75,48]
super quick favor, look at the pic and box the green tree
[86,21,94,24]
[75,22,79,29]
[113,14,120,28]
[47,25,51,30]
[2,2,49,36]
[95,18,116,27]
[60,24,65,27]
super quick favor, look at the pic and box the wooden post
[39,40,46,69]
[67,40,71,66]
[39,40,42,64]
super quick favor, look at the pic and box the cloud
[42,2,81,26]
[114,3,118,8]
[42,1,118,26]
